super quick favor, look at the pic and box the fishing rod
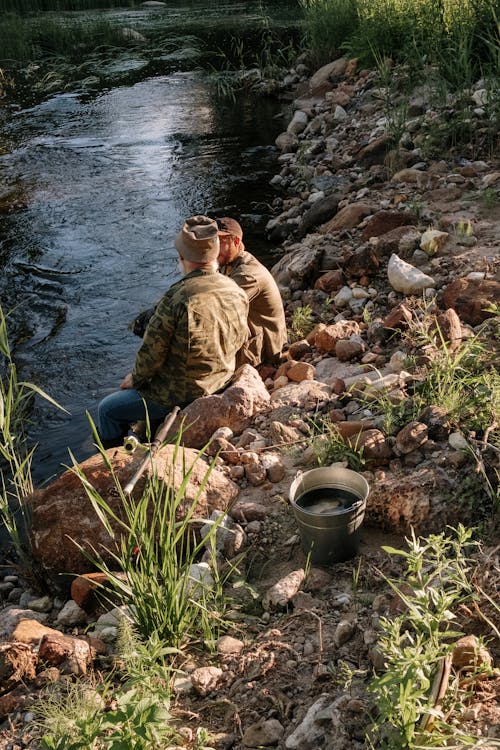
[123,405,180,496]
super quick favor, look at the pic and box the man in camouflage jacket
[97,216,249,447]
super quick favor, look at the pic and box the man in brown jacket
[97,216,249,447]
[216,217,287,367]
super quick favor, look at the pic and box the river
[0,3,293,484]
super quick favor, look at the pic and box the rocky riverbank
[0,54,499,749]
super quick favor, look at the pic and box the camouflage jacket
[221,250,287,366]
[132,268,249,407]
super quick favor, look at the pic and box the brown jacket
[222,250,287,366]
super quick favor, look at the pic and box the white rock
[389,350,408,373]
[387,254,436,294]
[472,89,488,106]
[308,190,325,204]
[263,569,305,610]
[334,286,353,308]
[420,229,449,255]
[55,600,87,627]
[287,109,309,135]
[186,562,215,598]
[448,432,469,451]
[285,695,332,748]
[333,105,347,121]
[211,426,234,440]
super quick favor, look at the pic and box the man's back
[224,250,287,365]
[133,268,248,406]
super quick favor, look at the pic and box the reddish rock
[314,269,345,293]
[383,303,413,330]
[288,339,312,359]
[30,444,239,578]
[244,462,267,486]
[355,429,393,462]
[320,203,375,234]
[169,365,271,449]
[314,321,361,353]
[335,421,374,440]
[287,362,316,382]
[276,360,298,379]
[230,501,268,522]
[328,408,346,422]
[344,244,379,277]
[442,278,500,326]
[38,634,92,676]
[309,57,349,96]
[268,421,304,445]
[433,308,463,350]
[71,572,124,612]
[335,336,366,361]
[0,688,28,720]
[353,135,393,166]
[361,210,418,241]
[452,635,492,671]
[395,422,428,454]
[418,405,450,441]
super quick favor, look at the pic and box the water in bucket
[295,486,359,515]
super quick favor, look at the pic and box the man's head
[175,216,220,271]
[216,217,244,265]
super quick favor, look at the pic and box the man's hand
[120,373,134,390]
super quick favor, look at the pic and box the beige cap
[174,215,220,263]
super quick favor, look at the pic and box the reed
[301,0,500,87]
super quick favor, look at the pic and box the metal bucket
[289,466,370,565]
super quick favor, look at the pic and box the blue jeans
[97,388,169,443]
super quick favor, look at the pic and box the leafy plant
[37,621,177,750]
[70,421,229,647]
[367,525,480,749]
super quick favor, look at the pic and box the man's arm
[131,296,176,387]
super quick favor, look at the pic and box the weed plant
[0,305,64,586]
[289,304,315,341]
[364,304,499,438]
[71,422,229,647]
[299,0,359,67]
[366,525,491,749]
[307,415,366,470]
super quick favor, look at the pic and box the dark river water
[0,24,289,483]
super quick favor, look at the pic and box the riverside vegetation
[1,0,500,748]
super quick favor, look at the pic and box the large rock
[29,445,239,579]
[296,192,346,238]
[442,278,500,326]
[366,466,460,532]
[170,365,270,448]
[361,210,418,241]
[320,202,375,233]
[271,243,323,291]
[309,57,349,96]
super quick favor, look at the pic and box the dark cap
[216,217,243,239]
[174,215,219,262]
